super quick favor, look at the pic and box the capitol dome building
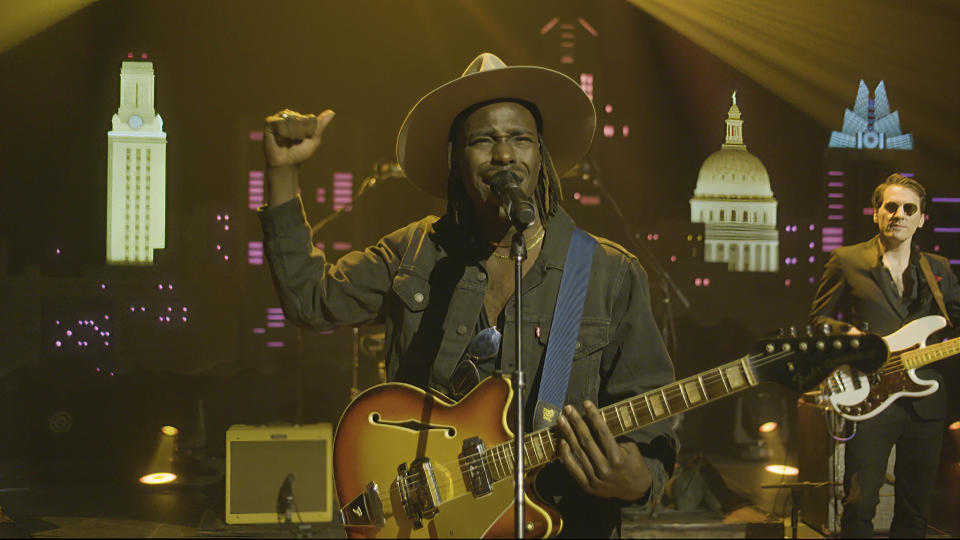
[690,93,779,272]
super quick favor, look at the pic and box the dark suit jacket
[809,236,960,420]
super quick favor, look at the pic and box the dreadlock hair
[872,173,927,213]
[446,99,564,228]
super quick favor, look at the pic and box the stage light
[140,425,180,486]
[140,472,177,485]
[758,421,779,434]
[765,464,799,476]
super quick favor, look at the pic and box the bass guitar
[819,315,959,421]
[334,332,886,538]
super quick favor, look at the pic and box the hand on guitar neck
[556,401,651,501]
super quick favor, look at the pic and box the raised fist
[263,109,335,168]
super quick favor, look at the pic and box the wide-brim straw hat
[397,53,596,199]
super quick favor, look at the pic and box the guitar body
[334,376,561,538]
[824,316,944,421]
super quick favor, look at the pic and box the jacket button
[575,341,582,350]
[457,325,468,335]
[413,292,424,303]
[477,273,487,282]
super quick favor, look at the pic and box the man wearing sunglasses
[809,173,960,538]
[258,53,677,537]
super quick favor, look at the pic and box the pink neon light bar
[827,171,845,176]
[561,56,574,64]
[863,208,875,215]
[540,17,559,34]
[822,228,843,234]
[578,17,599,36]
[827,215,844,220]
[332,242,353,251]
[828,204,844,209]
[827,182,844,187]
[827,193,844,198]
[266,341,285,348]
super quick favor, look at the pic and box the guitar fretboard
[899,337,960,370]
[481,355,759,480]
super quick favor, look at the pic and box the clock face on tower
[128,114,143,130]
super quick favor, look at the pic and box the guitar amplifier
[796,403,895,535]
[225,423,334,524]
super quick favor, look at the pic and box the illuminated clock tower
[106,59,166,264]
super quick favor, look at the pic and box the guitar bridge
[397,458,442,529]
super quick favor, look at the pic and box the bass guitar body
[333,376,560,538]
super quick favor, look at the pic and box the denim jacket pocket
[391,271,430,313]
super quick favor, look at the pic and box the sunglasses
[449,326,502,399]
[882,201,919,216]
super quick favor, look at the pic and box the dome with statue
[692,96,774,199]
[689,92,779,273]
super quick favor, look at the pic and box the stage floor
[0,453,955,538]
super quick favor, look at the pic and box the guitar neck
[485,355,761,477]
[900,337,960,370]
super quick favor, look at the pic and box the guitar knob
[798,341,809,352]
[816,340,827,351]
[820,323,833,336]
[832,339,843,350]
[805,324,816,337]
[849,338,860,349]
[787,325,799,337]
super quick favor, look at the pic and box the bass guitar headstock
[751,329,888,393]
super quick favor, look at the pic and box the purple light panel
[863,208,875,215]
[332,242,353,251]
[580,74,594,101]
[248,171,264,209]
[249,131,264,141]
[828,204,844,209]
[827,215,844,220]
[931,197,960,203]
[332,172,353,211]
[316,187,326,204]
[827,171,845,176]
[827,193,844,199]
[248,241,263,265]
[933,227,960,233]
[827,182,844,187]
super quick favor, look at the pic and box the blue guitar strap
[533,228,597,429]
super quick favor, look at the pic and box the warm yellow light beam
[626,0,960,160]
[0,0,98,55]
[758,421,779,434]
[765,464,799,476]
[139,472,177,484]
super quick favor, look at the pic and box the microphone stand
[510,229,527,539]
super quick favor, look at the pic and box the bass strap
[918,253,953,327]
[533,228,597,429]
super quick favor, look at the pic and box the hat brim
[397,65,596,199]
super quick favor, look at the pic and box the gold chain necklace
[490,228,545,259]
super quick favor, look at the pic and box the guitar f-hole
[369,412,457,438]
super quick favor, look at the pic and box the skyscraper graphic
[106,60,166,264]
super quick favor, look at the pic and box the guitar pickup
[397,458,442,529]
[461,437,492,497]
[340,481,385,527]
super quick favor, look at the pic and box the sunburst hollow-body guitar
[334,333,887,538]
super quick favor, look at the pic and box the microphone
[276,473,295,523]
[489,171,535,230]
